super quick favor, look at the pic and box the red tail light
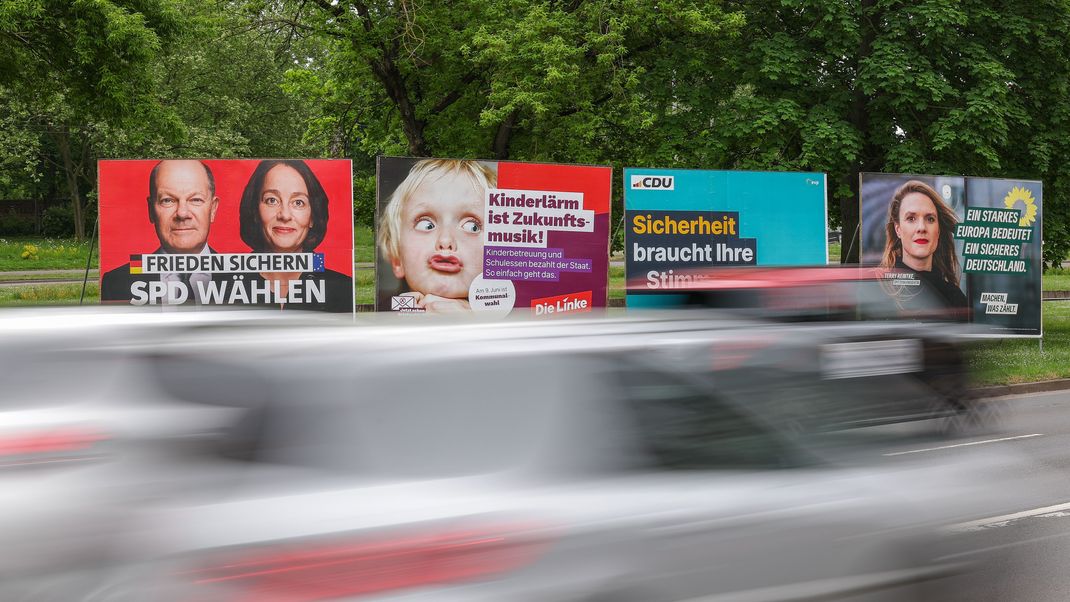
[711,337,774,371]
[186,523,550,601]
[0,427,106,467]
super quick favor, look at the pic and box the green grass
[1042,267,1070,291]
[355,268,374,305]
[355,224,374,263]
[609,265,625,300]
[0,226,375,272]
[0,238,97,271]
[828,243,841,264]
[1044,275,1070,291]
[0,283,99,305]
[969,300,1070,385]
[0,271,95,282]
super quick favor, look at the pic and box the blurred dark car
[627,266,986,435]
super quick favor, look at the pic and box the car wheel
[941,393,1003,438]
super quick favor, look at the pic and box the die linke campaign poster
[99,159,355,313]
[375,157,612,315]
[623,168,828,307]
[860,173,1042,337]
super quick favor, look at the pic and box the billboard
[99,159,354,312]
[624,168,828,306]
[860,173,1042,336]
[375,157,612,315]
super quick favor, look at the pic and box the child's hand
[420,293,471,313]
[400,292,471,313]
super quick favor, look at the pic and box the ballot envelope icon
[391,295,417,311]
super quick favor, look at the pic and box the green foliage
[715,0,1070,262]
[1,0,313,240]
[0,92,43,198]
[3,0,1070,264]
[254,0,745,226]
[611,215,627,254]
[0,210,35,236]
[41,205,74,238]
[0,0,183,239]
[354,176,376,229]
[111,1,312,158]
[0,0,179,116]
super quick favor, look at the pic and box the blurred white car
[0,310,256,600]
[37,313,1027,602]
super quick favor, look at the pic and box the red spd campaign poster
[376,157,612,315]
[99,159,354,312]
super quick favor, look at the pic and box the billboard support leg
[80,215,99,305]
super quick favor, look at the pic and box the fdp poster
[624,168,828,307]
[860,173,1042,336]
[99,159,354,312]
[376,157,612,315]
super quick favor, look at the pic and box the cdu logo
[630,174,674,190]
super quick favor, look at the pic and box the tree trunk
[493,110,520,160]
[842,0,879,264]
[368,52,429,157]
[841,175,862,264]
[329,122,346,158]
[53,128,85,241]
[346,1,430,156]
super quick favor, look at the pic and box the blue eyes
[413,217,481,233]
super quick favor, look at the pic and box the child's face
[392,171,485,299]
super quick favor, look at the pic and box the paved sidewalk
[2,269,99,277]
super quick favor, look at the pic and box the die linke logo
[630,175,675,190]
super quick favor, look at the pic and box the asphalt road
[941,392,1070,601]
[820,391,1070,601]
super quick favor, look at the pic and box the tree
[0,0,181,239]
[990,0,1070,267]
[1,1,318,238]
[712,0,1070,264]
[251,0,744,226]
[110,1,314,159]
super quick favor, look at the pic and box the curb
[973,378,1070,399]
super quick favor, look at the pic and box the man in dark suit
[101,160,221,305]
